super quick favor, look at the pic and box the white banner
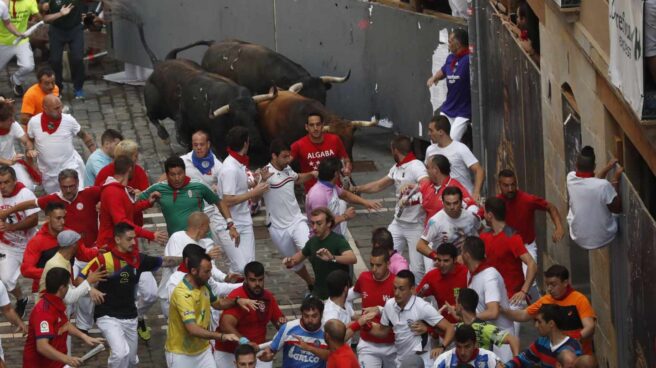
[608,0,644,118]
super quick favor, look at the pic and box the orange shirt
[526,290,596,354]
[21,84,60,117]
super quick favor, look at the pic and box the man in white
[0,97,38,191]
[424,116,484,202]
[461,236,514,361]
[159,212,241,318]
[367,270,455,367]
[0,0,36,97]
[417,186,480,271]
[354,135,430,280]
[567,146,623,250]
[321,269,353,327]
[217,126,269,273]
[0,165,38,317]
[263,139,316,287]
[27,94,96,193]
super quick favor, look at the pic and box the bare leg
[294,266,315,286]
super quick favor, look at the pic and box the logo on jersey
[201,161,210,168]
[76,202,84,210]
[40,321,50,333]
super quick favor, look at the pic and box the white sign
[608,0,644,118]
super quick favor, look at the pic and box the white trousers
[212,224,255,274]
[268,220,309,272]
[388,219,425,281]
[0,42,34,86]
[97,316,139,368]
[136,271,158,318]
[166,348,216,368]
[523,241,540,302]
[73,260,94,330]
[0,244,23,292]
[441,113,470,142]
[213,349,272,368]
[357,339,397,368]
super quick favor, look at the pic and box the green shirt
[140,180,220,235]
[302,232,352,299]
[0,0,38,46]
[456,320,509,350]
[47,0,84,30]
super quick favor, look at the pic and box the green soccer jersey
[456,320,509,350]
[0,0,38,46]
[140,179,220,234]
[302,232,353,299]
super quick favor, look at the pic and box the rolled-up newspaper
[80,343,106,362]
[12,21,44,45]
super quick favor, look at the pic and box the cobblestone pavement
[0,58,536,367]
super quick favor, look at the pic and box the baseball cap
[57,230,81,247]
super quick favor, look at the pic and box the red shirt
[353,271,395,344]
[327,344,359,368]
[95,162,150,226]
[480,227,528,298]
[24,293,69,368]
[419,176,480,225]
[290,133,348,192]
[37,186,102,249]
[498,190,549,244]
[416,263,468,323]
[97,179,154,248]
[216,286,284,352]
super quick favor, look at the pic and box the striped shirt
[505,336,582,368]
[270,319,326,368]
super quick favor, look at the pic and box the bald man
[26,95,96,193]
[324,319,359,368]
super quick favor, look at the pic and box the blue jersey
[434,347,500,368]
[270,319,326,368]
[506,336,582,368]
[440,53,471,119]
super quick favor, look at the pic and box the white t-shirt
[0,186,38,250]
[0,122,24,159]
[322,298,354,326]
[27,113,82,176]
[387,159,428,224]
[467,266,514,332]
[0,282,9,307]
[380,295,443,359]
[263,163,306,229]
[424,141,478,193]
[161,231,226,290]
[217,155,251,226]
[566,172,618,249]
[0,2,8,21]
[421,209,480,250]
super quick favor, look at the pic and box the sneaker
[74,89,85,100]
[137,318,151,341]
[10,79,24,97]
[15,297,28,319]
[304,285,315,299]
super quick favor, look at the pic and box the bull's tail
[165,40,215,60]
[136,23,159,67]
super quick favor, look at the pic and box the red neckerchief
[42,293,67,315]
[575,171,594,178]
[520,29,529,41]
[5,182,25,197]
[451,48,470,71]
[467,261,491,286]
[111,246,141,268]
[40,113,62,134]
[396,152,417,167]
[227,148,250,167]
[553,285,574,301]
[169,176,191,202]
[16,160,42,184]
[177,262,189,273]
[457,348,479,364]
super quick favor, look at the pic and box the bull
[201,39,349,105]
[256,83,377,159]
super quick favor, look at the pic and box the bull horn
[210,103,230,118]
[351,117,379,127]
[322,125,336,132]
[252,88,278,103]
[320,70,351,84]
[288,82,303,93]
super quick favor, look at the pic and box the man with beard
[432,325,503,368]
[165,250,258,367]
[20,67,59,127]
[417,186,480,271]
[215,261,287,368]
[260,297,328,368]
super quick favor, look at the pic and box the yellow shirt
[0,0,39,46]
[165,277,217,355]
[39,252,72,294]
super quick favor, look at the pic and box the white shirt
[421,209,480,250]
[0,2,8,21]
[566,172,618,249]
[380,295,443,358]
[180,151,226,227]
[433,347,500,367]
[217,155,252,226]
[27,113,82,177]
[425,141,478,193]
[0,122,24,159]
[0,186,38,250]
[0,282,9,307]
[388,159,428,224]
[467,266,514,332]
[322,298,354,326]
[161,231,227,291]
[263,163,306,229]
